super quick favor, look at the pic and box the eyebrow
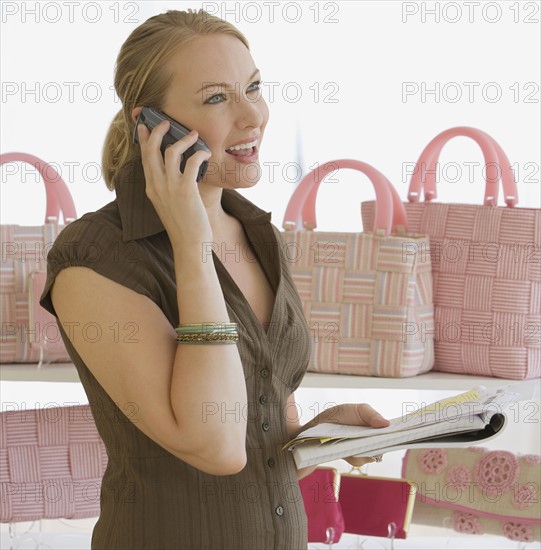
[195,69,261,94]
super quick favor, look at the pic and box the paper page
[291,414,493,468]
[327,414,484,454]
[288,384,520,446]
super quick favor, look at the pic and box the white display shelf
[0,362,81,383]
[1,362,537,392]
[300,371,517,391]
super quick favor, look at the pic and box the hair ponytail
[102,109,137,191]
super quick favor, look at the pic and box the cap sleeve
[40,215,156,318]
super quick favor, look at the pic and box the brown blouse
[40,163,312,549]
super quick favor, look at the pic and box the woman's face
[146,33,269,190]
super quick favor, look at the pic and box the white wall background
[1,0,540,229]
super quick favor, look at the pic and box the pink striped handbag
[281,159,434,377]
[0,404,107,522]
[362,127,540,380]
[0,152,77,364]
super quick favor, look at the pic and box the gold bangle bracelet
[176,333,238,341]
[176,333,239,344]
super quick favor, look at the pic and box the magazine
[284,385,525,469]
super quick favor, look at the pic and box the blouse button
[275,505,284,516]
[267,458,275,468]
[259,394,267,405]
[262,421,270,432]
[260,368,270,378]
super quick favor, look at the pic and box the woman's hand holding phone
[137,120,213,250]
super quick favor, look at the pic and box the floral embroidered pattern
[502,522,534,542]
[453,512,483,534]
[512,483,538,509]
[417,449,448,474]
[474,451,519,495]
[523,454,541,465]
[446,465,471,490]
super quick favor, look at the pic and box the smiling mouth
[225,145,258,157]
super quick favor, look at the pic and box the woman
[40,9,389,549]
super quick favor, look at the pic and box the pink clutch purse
[337,470,417,539]
[299,467,345,543]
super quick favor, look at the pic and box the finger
[355,404,390,428]
[181,149,212,183]
[140,120,171,176]
[330,403,389,427]
[146,119,170,151]
[136,121,150,146]
[344,456,374,468]
[163,130,201,180]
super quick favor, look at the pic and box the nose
[234,89,267,129]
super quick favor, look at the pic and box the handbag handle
[282,159,405,236]
[0,152,77,223]
[407,126,518,208]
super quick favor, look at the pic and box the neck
[198,183,234,237]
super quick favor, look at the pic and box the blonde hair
[102,9,249,190]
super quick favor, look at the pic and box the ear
[131,106,143,125]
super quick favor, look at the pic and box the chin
[206,158,264,189]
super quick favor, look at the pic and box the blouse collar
[115,161,272,242]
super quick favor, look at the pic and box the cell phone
[133,106,210,182]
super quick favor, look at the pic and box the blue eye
[204,81,263,104]
[205,93,226,105]
[247,80,262,92]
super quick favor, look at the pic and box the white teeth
[227,140,257,151]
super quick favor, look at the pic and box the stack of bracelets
[175,322,239,344]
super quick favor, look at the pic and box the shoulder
[51,200,121,253]
[41,200,155,317]
[47,199,146,270]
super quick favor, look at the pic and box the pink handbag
[362,127,540,379]
[0,404,107,522]
[402,447,541,542]
[281,159,434,377]
[0,152,77,364]
[299,467,345,543]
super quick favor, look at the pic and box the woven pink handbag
[362,127,540,380]
[281,159,434,377]
[0,152,77,364]
[0,404,107,522]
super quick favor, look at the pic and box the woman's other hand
[318,403,390,468]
